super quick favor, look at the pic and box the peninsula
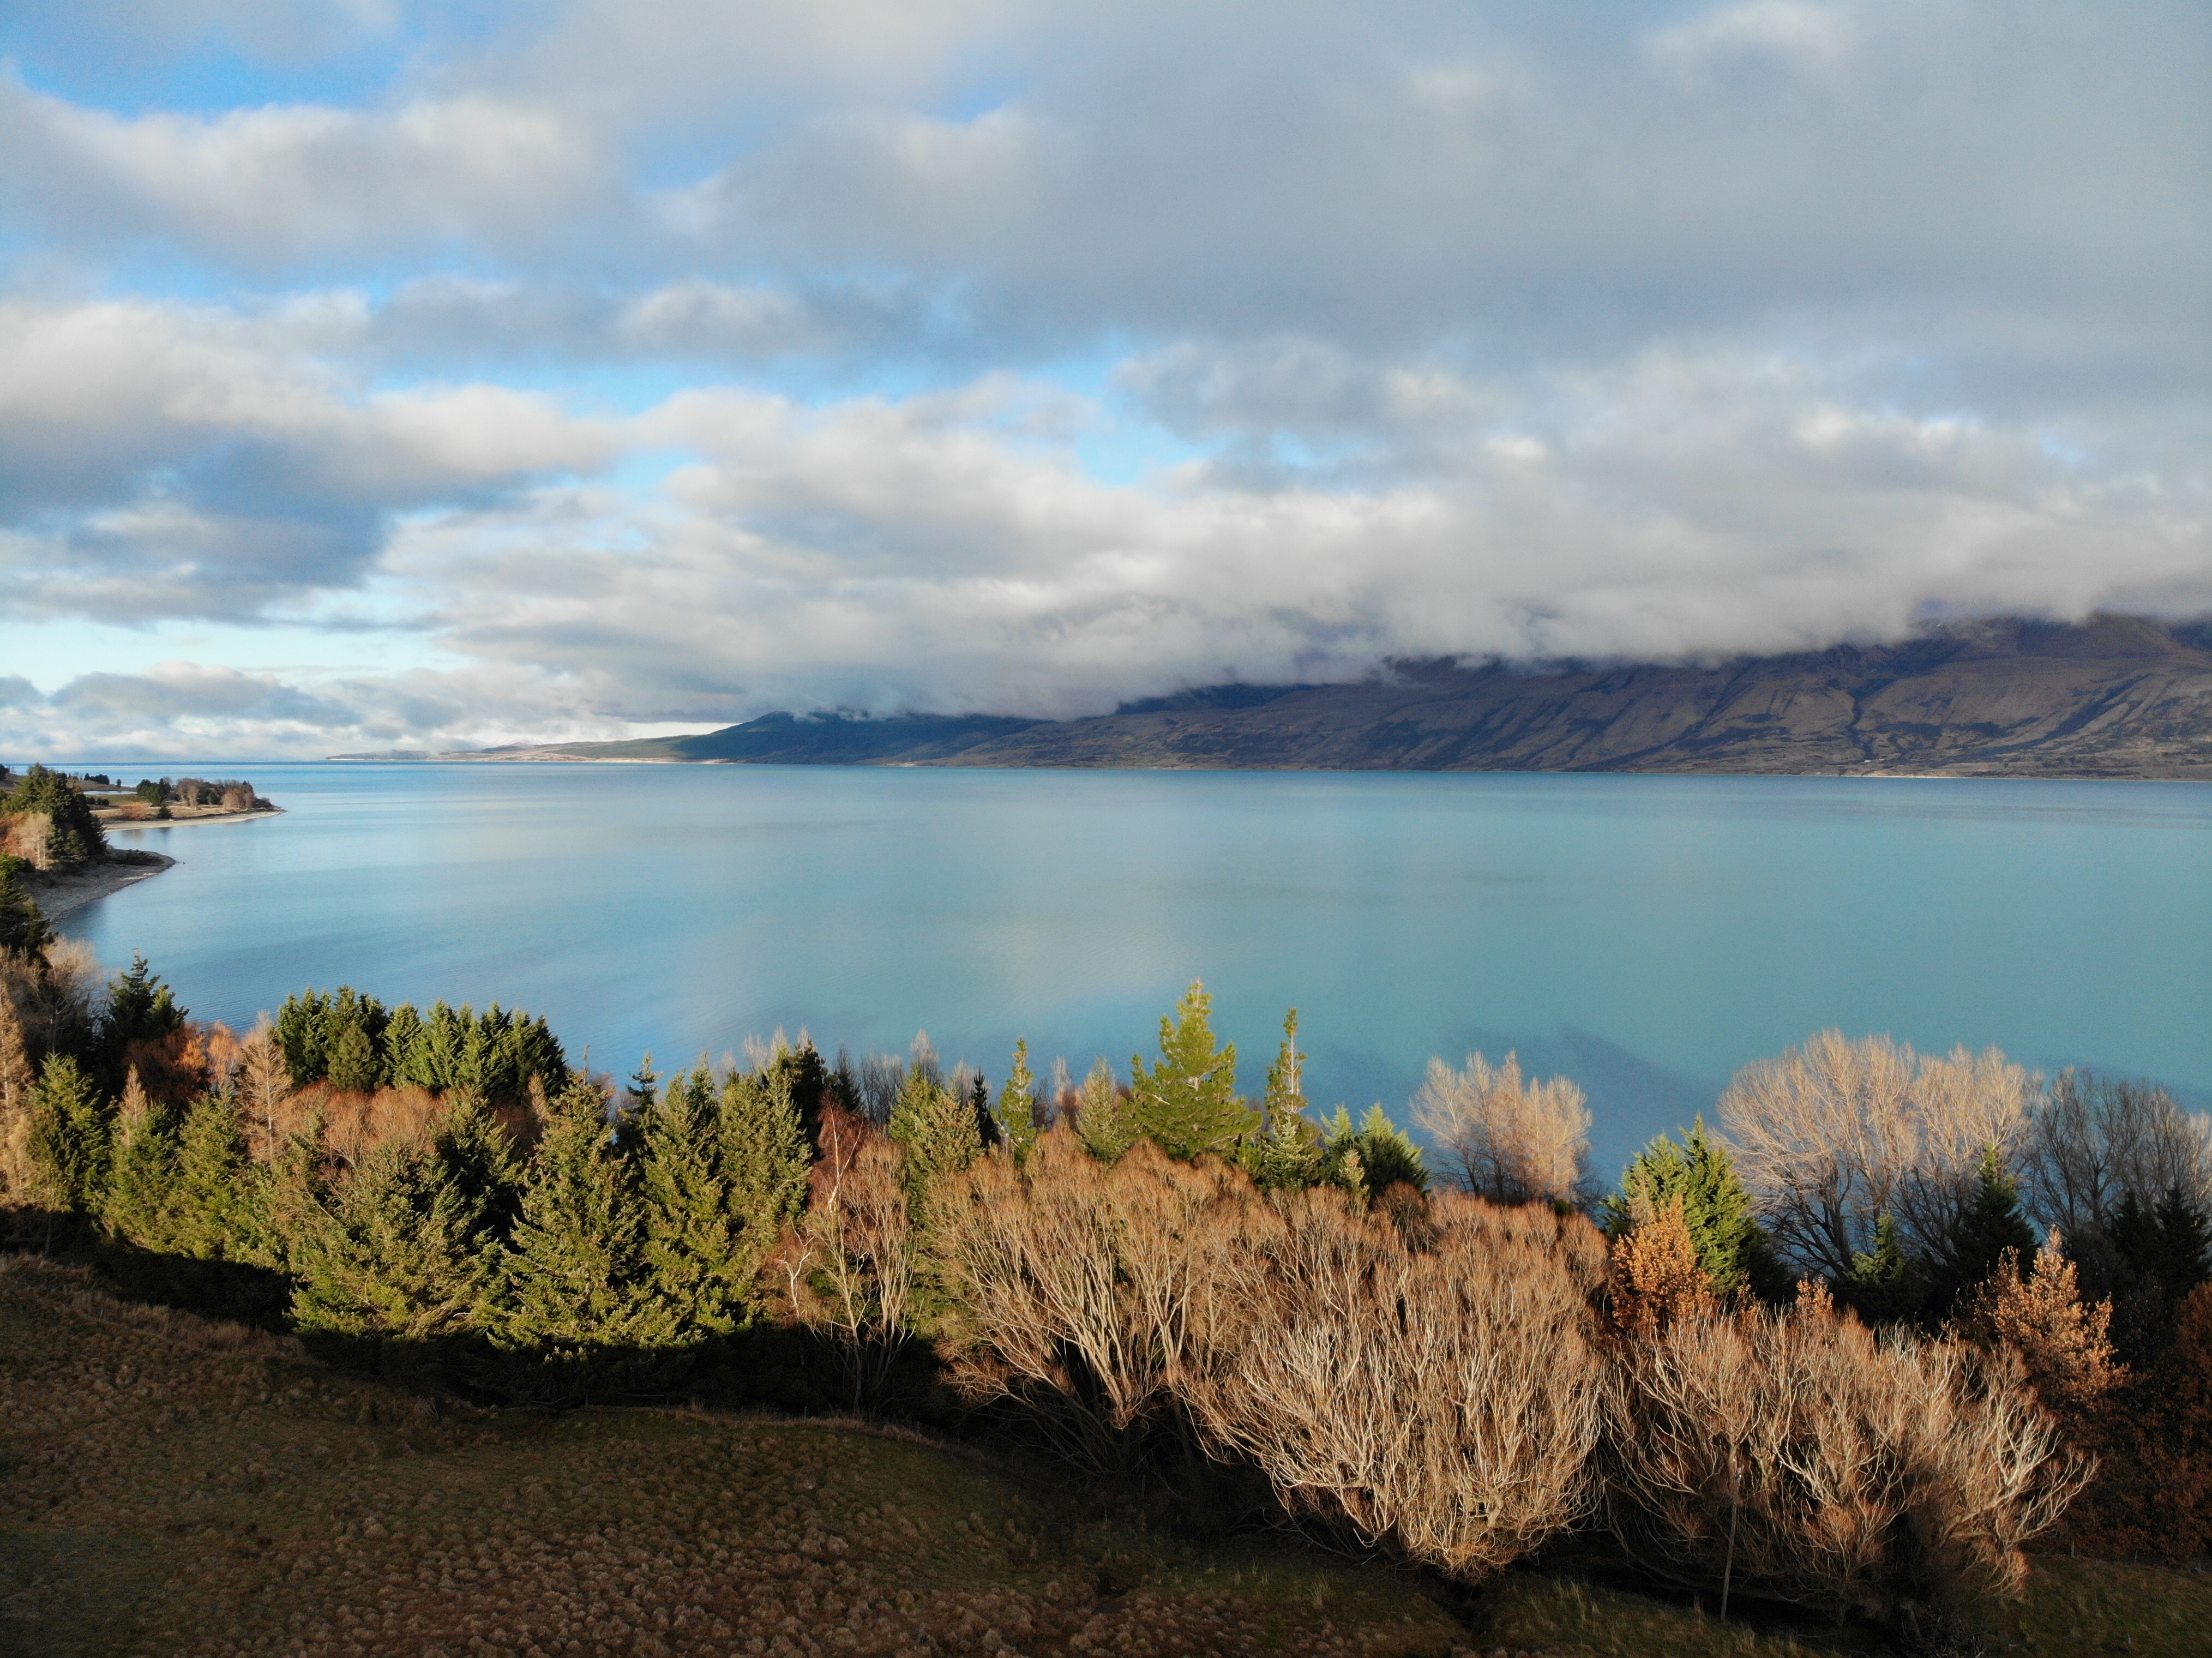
[0,767,279,924]
[341,614,2212,780]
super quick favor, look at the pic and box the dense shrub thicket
[4,923,2208,1631]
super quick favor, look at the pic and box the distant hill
[341,615,2212,778]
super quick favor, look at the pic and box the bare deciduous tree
[2021,1069,2212,1240]
[1412,1050,1591,1206]
[1607,1282,2090,1620]
[1182,1186,1609,1582]
[783,1110,918,1408]
[235,1016,298,1164]
[1719,1031,2039,1281]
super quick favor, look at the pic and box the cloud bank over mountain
[1,1,2205,757]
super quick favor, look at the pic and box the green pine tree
[719,1067,813,1263]
[639,1065,757,1341]
[168,1093,263,1261]
[481,1079,672,1398]
[274,989,332,1085]
[1073,1058,1137,1163]
[293,1136,497,1344]
[1127,980,1256,1161]
[888,1067,984,1206]
[1320,1104,1428,1199]
[1244,1011,1326,1190]
[25,1053,111,1212]
[0,857,53,956]
[380,1004,424,1086]
[1930,1143,2038,1312]
[1603,1116,1772,1295]
[1841,1211,1926,1324]
[99,1067,179,1246]
[326,1017,380,1094]
[432,1092,524,1243]
[994,1040,1041,1165]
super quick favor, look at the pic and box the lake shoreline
[22,851,177,921]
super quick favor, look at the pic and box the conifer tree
[96,954,184,1094]
[99,1067,179,1246]
[253,1107,331,1275]
[326,1017,380,1094]
[993,1040,1040,1165]
[0,860,54,957]
[888,1067,984,1207]
[719,1067,813,1286]
[638,1064,755,1341]
[1073,1058,1137,1162]
[293,1136,497,1344]
[433,1091,524,1243]
[1128,980,1257,1161]
[1840,1211,1926,1324]
[1320,1104,1428,1198]
[1603,1117,1771,1295]
[1928,1143,2039,1312]
[169,1092,263,1261]
[1245,1011,1326,1190]
[25,1053,111,1212]
[274,990,331,1085]
[482,1078,671,1393]
[381,1004,423,1084]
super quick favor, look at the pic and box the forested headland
[3,918,2209,1647]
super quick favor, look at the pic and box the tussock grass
[0,1255,1473,1657]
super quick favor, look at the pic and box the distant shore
[93,804,287,828]
[23,851,177,921]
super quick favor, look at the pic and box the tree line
[3,941,2209,1637]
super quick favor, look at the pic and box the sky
[0,0,2205,760]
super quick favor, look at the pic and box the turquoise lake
[53,764,2212,1181]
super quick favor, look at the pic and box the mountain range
[339,615,2212,779]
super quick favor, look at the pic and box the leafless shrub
[1181,1186,1609,1582]
[1412,1050,1591,1206]
[933,1130,1245,1467]
[1606,1282,2090,1621]
[0,938,102,1062]
[782,1108,919,1407]
[235,1016,299,1162]
[1719,1031,2039,1280]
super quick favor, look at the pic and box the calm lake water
[52,763,2212,1180]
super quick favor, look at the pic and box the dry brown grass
[0,1253,1478,1658]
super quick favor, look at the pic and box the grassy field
[2,1254,2204,1658]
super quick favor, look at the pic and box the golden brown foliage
[782,1107,919,1406]
[1412,1049,1591,1205]
[1954,1229,2125,1426]
[1180,1187,1610,1583]
[1607,1197,1717,1341]
[1606,1281,2089,1620]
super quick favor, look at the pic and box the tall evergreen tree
[1128,980,1257,1161]
[432,1092,525,1244]
[99,1067,179,1246]
[274,990,332,1085]
[25,1053,111,1212]
[0,984,33,1193]
[888,1067,984,1207]
[994,1040,1040,1165]
[0,858,53,956]
[1073,1058,1137,1163]
[1841,1211,1926,1324]
[96,954,184,1092]
[1928,1143,2039,1312]
[293,1136,497,1344]
[2113,1183,2212,1298]
[381,1004,424,1085]
[168,1093,263,1261]
[1245,1011,1325,1190]
[638,1065,756,1340]
[719,1067,813,1284]
[1603,1117,1772,1295]
[483,1078,671,1387]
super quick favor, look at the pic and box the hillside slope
[343,617,2212,778]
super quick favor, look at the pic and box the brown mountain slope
[934,615,2212,778]
[342,616,2212,777]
